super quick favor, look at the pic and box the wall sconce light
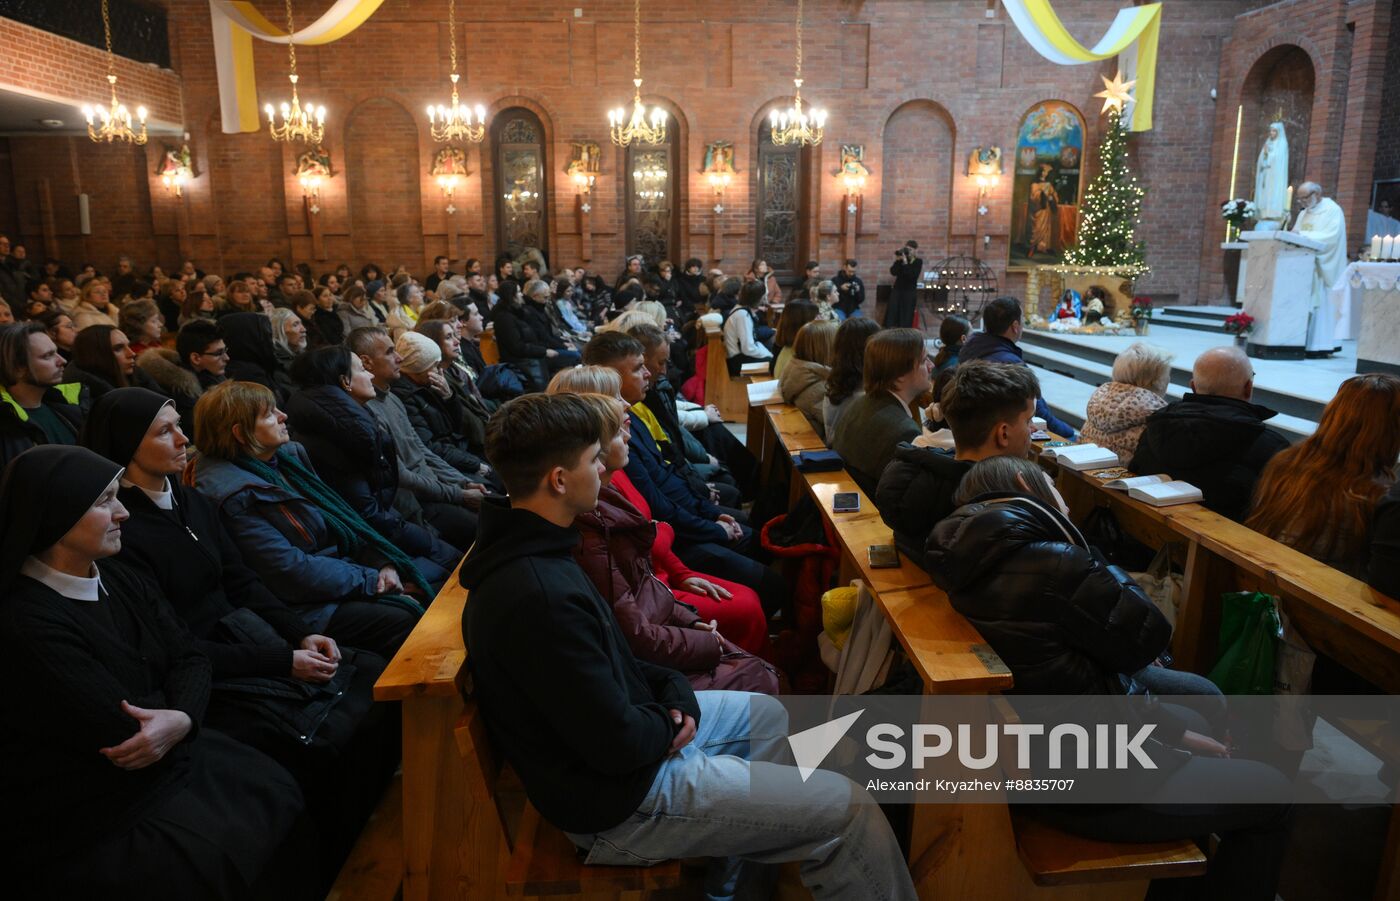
[298,174,322,213]
[436,174,461,214]
[707,170,732,214]
[572,171,596,194]
[836,145,871,214]
[967,146,1003,214]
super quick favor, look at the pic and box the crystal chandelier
[82,0,148,144]
[607,0,667,147]
[264,0,326,144]
[427,0,486,142]
[769,0,825,147]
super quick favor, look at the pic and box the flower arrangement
[1220,198,1258,227]
[1224,312,1255,335]
[1129,295,1154,321]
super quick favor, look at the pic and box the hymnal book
[747,380,781,405]
[1040,444,1120,471]
[740,361,771,375]
[1127,480,1203,507]
[1101,473,1172,491]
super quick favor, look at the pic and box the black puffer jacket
[284,384,442,558]
[389,377,489,477]
[1129,393,1290,522]
[925,493,1170,695]
[876,443,974,570]
[491,300,560,361]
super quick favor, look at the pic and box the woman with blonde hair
[547,366,772,655]
[779,320,839,439]
[1247,373,1400,577]
[71,278,120,330]
[1079,342,1174,460]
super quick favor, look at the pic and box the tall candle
[1374,235,1385,259]
[1384,236,1396,260]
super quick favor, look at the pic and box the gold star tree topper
[1095,71,1136,114]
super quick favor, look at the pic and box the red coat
[612,471,770,655]
[574,476,776,692]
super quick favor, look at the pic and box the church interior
[2,1,1400,899]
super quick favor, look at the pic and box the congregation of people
[2,233,1396,900]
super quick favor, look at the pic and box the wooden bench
[1037,450,1400,899]
[759,425,1208,898]
[480,326,501,366]
[374,569,688,900]
[453,706,684,897]
[703,323,752,422]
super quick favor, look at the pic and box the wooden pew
[375,571,686,900]
[1040,454,1400,900]
[703,323,751,422]
[480,326,501,366]
[761,424,1207,899]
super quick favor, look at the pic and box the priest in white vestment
[1290,181,1347,354]
[1253,122,1289,225]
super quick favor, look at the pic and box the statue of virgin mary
[1253,122,1290,226]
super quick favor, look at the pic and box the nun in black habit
[82,387,401,883]
[0,445,313,900]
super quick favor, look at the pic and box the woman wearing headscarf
[391,331,500,489]
[185,380,429,659]
[81,387,402,885]
[0,444,313,900]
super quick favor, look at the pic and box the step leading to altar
[1016,323,1359,441]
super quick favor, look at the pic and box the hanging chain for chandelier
[769,0,826,146]
[608,0,667,147]
[428,0,487,142]
[83,0,148,144]
[265,0,326,143]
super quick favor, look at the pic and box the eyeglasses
[199,347,230,358]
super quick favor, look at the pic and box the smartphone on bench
[832,491,860,513]
[868,544,901,569]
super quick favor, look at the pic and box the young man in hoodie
[460,392,915,901]
[959,295,1076,439]
[876,360,1039,569]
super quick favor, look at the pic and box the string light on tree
[1064,73,1146,271]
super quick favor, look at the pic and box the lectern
[1240,230,1325,360]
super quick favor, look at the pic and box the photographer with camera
[885,240,922,328]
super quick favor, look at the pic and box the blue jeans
[567,691,916,901]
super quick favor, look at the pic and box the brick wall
[1373,0,1400,181]
[1200,0,1394,301]
[0,0,1390,306]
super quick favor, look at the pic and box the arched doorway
[492,109,549,262]
[754,125,806,282]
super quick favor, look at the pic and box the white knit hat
[396,330,441,374]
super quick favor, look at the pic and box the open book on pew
[746,379,782,405]
[1125,479,1204,507]
[1039,443,1119,471]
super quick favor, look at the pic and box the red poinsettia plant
[1129,295,1153,321]
[1224,312,1255,335]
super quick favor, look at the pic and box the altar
[1346,262,1400,376]
[1240,230,1328,360]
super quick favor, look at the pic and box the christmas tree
[1064,105,1146,269]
